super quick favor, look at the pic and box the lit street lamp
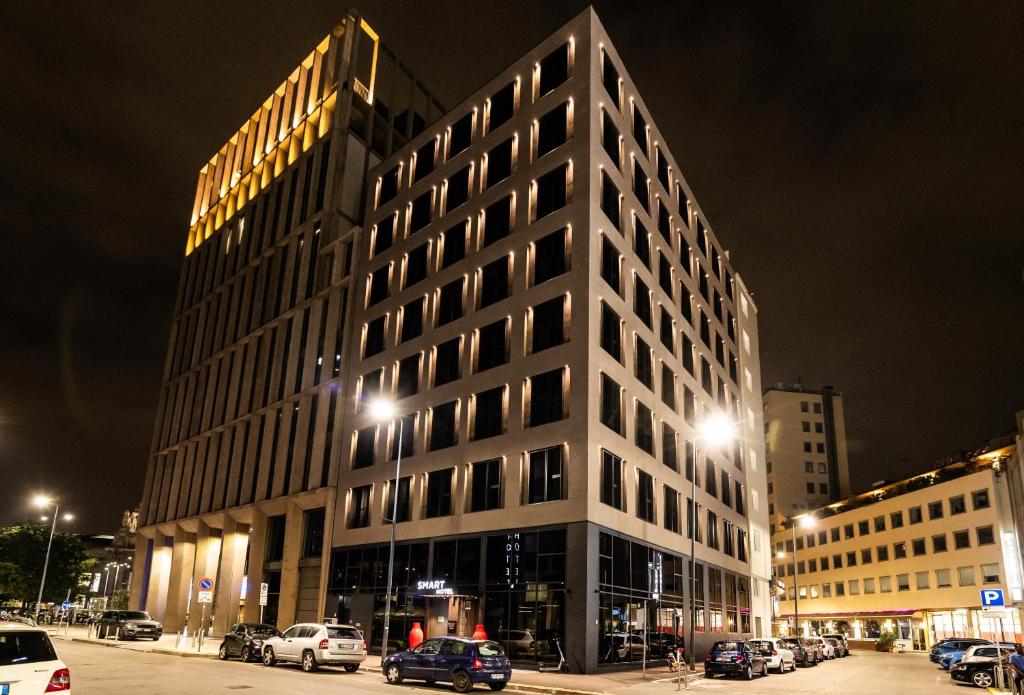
[779,514,816,637]
[687,413,738,675]
[32,495,73,620]
[369,398,404,659]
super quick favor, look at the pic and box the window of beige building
[936,569,952,588]
[982,564,1000,584]
[879,576,892,592]
[916,571,929,589]
[897,574,910,591]
[957,566,975,586]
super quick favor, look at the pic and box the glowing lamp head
[32,495,52,509]
[63,513,74,522]
[776,551,785,559]
[698,413,737,447]
[798,515,816,530]
[368,398,396,423]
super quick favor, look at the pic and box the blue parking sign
[981,589,1004,606]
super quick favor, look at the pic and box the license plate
[491,674,505,680]
[717,656,731,662]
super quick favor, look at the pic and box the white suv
[262,623,366,673]
[749,637,796,673]
[0,622,72,692]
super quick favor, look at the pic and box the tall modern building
[764,384,851,532]
[130,10,445,636]
[327,9,770,672]
[131,7,772,673]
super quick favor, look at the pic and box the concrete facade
[764,384,851,531]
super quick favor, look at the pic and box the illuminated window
[448,112,474,159]
[532,228,568,285]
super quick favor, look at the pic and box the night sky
[1,1,1021,533]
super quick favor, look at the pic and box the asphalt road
[53,639,975,695]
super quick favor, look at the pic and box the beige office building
[327,7,771,672]
[764,385,851,532]
[772,439,1023,650]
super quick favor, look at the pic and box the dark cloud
[1,1,1021,531]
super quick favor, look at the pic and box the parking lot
[44,636,989,695]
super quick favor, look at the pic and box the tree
[0,522,94,606]
[110,589,130,610]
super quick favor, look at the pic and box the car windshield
[0,631,58,666]
[252,625,277,635]
[118,611,151,620]
[477,641,505,657]
[712,641,742,651]
[327,626,361,639]
[782,639,801,648]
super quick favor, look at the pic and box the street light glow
[368,397,396,423]
[799,515,816,529]
[32,494,52,508]
[697,413,738,447]
[63,513,74,521]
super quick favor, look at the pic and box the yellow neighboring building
[772,438,1022,650]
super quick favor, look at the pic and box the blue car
[930,638,989,663]
[383,637,512,692]
[939,650,964,670]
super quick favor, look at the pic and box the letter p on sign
[981,589,1004,607]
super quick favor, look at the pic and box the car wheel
[301,650,318,673]
[489,684,507,691]
[344,664,359,673]
[384,663,404,684]
[763,662,770,676]
[218,644,229,660]
[972,671,994,688]
[776,661,784,674]
[263,648,277,667]
[453,670,474,693]
[241,646,252,662]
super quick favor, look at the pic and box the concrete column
[315,488,337,623]
[145,537,172,621]
[129,535,152,611]
[565,521,594,673]
[163,526,197,633]
[241,510,268,623]
[188,522,222,635]
[275,502,305,629]
[213,518,250,637]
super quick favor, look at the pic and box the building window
[600,449,624,510]
[429,401,458,451]
[706,510,719,550]
[396,354,420,399]
[928,500,944,520]
[845,551,856,567]
[877,545,889,562]
[445,165,472,212]
[636,469,655,523]
[363,315,386,358]
[908,506,922,524]
[413,139,436,182]
[600,373,623,434]
[437,277,465,325]
[601,235,622,295]
[632,103,648,156]
[530,295,567,353]
[528,446,563,503]
[633,276,652,327]
[377,166,400,207]
[601,170,621,231]
[408,190,433,234]
[893,542,907,559]
[487,81,516,132]
[957,566,975,586]
[368,265,390,306]
[384,476,411,523]
[858,520,869,536]
[536,102,569,158]
[873,515,886,533]
[433,337,461,386]
[348,486,371,528]
[482,195,513,247]
[389,414,415,461]
[982,564,1000,583]
[932,534,948,553]
[953,530,970,550]
[664,485,680,533]
[401,297,424,343]
[534,163,569,220]
[441,221,467,268]
[532,228,568,285]
[890,511,904,529]
[659,307,675,353]
[634,218,650,267]
[528,368,565,426]
[635,401,654,455]
[972,489,990,510]
[601,50,620,110]
[538,42,569,97]
[633,159,649,212]
[977,525,995,545]
[476,319,508,372]
[372,214,396,257]
[485,139,514,189]
[915,571,929,589]
[878,576,891,593]
[470,458,502,512]
[896,574,910,592]
[601,302,622,361]
[601,110,620,167]
[661,363,676,410]
[806,483,814,494]
[635,336,653,388]
[912,538,926,556]
[473,386,505,440]
[448,112,473,159]
[353,425,377,469]
[935,569,951,588]
[425,468,454,518]
[479,256,510,308]
[861,548,872,564]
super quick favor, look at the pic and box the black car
[781,637,817,667]
[218,623,280,662]
[950,657,1011,688]
[704,640,770,680]
[94,610,163,640]
[930,638,991,663]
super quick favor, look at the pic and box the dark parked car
[930,638,991,663]
[383,637,512,692]
[821,633,849,656]
[950,657,1011,688]
[94,610,163,640]
[703,640,770,680]
[218,623,279,662]
[781,637,817,666]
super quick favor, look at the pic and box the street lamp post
[32,495,72,621]
[370,399,403,661]
[787,515,815,637]
[687,414,737,676]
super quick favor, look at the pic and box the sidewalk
[49,624,221,658]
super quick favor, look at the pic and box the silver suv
[261,623,366,672]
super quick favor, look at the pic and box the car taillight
[362,640,367,652]
[471,657,484,670]
[735,653,745,663]
[772,649,778,656]
[318,639,329,649]
[44,668,70,692]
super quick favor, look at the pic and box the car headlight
[252,639,262,646]
[124,623,137,629]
